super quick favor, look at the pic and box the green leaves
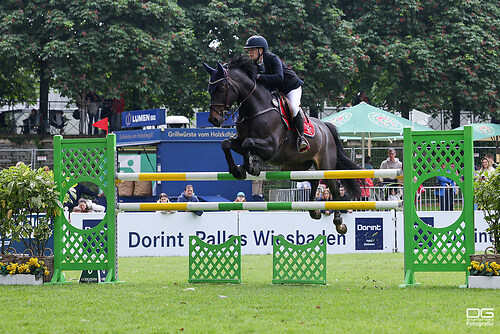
[0,164,62,255]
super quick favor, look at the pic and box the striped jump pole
[116,169,403,182]
[117,200,402,212]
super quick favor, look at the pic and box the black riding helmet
[244,35,268,52]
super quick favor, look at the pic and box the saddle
[271,92,315,137]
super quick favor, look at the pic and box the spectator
[338,186,353,214]
[364,156,374,170]
[157,192,174,214]
[436,163,455,211]
[319,188,333,216]
[484,154,497,169]
[177,185,203,216]
[87,91,101,135]
[50,110,67,134]
[64,183,99,211]
[479,157,495,174]
[315,185,325,201]
[234,192,246,202]
[23,109,41,134]
[358,176,374,201]
[378,148,403,184]
[73,198,105,213]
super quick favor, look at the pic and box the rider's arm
[257,53,284,86]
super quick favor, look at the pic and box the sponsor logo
[355,218,383,250]
[474,124,494,135]
[327,112,352,127]
[368,112,403,130]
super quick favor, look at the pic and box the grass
[1,253,498,333]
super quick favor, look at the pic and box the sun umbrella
[321,102,433,166]
[453,123,500,141]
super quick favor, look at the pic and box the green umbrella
[321,102,433,166]
[453,123,500,141]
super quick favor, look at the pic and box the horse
[203,55,361,234]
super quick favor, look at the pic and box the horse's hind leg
[308,179,321,220]
[327,180,347,234]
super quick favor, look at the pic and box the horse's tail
[325,122,362,199]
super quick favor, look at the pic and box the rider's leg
[287,87,309,152]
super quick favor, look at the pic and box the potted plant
[0,163,63,283]
[470,168,500,288]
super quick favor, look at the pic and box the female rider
[244,35,309,152]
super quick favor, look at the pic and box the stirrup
[297,136,310,152]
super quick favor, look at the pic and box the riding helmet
[244,35,268,52]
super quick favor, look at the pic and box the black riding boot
[293,112,310,152]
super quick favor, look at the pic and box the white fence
[269,185,464,211]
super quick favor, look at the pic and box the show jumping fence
[49,126,475,286]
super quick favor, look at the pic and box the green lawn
[1,253,498,333]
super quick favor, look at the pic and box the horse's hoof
[335,223,348,234]
[309,210,321,220]
[248,163,261,177]
[231,165,247,180]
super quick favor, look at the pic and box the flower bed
[0,257,50,285]
[468,260,500,289]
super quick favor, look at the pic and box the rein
[209,70,263,124]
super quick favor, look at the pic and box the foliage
[0,257,49,279]
[337,0,500,123]
[182,0,362,116]
[474,168,500,253]
[0,0,196,116]
[0,163,62,255]
[468,260,500,276]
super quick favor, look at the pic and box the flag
[93,117,109,134]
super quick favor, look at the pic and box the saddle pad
[274,94,315,138]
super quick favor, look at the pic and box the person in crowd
[378,148,403,184]
[244,35,309,152]
[479,156,495,174]
[319,188,334,216]
[86,91,101,135]
[64,183,100,211]
[50,110,67,134]
[177,185,203,216]
[23,109,41,134]
[484,154,497,169]
[315,185,325,201]
[234,192,246,202]
[157,192,174,214]
[364,156,374,170]
[436,163,455,211]
[338,185,353,214]
[358,174,374,201]
[73,198,105,213]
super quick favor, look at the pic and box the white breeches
[286,86,302,117]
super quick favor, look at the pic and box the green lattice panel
[50,135,118,284]
[402,127,474,287]
[188,236,241,283]
[272,235,326,285]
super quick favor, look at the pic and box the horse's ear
[203,62,215,74]
[216,62,225,75]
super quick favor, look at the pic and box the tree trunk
[39,60,50,135]
[451,99,461,129]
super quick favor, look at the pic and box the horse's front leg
[241,137,276,176]
[221,138,246,180]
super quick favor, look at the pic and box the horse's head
[203,61,239,127]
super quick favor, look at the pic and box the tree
[181,0,363,117]
[0,0,195,121]
[337,0,500,123]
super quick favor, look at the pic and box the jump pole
[117,200,402,212]
[116,169,403,182]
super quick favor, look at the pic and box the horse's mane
[227,54,258,80]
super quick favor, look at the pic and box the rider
[244,35,309,152]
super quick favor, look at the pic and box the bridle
[209,68,257,123]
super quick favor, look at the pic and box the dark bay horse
[203,55,361,234]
